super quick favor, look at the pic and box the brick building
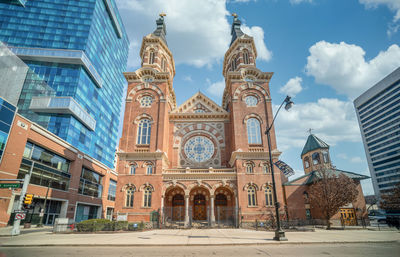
[114,15,287,227]
[284,134,369,226]
[0,101,118,226]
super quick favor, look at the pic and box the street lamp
[265,95,293,241]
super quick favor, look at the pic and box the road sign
[0,183,21,189]
[15,213,26,220]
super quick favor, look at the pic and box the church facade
[114,15,287,227]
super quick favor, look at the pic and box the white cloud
[242,25,272,61]
[206,79,226,98]
[231,0,255,2]
[117,0,230,69]
[116,0,272,70]
[350,157,363,163]
[359,0,400,36]
[274,98,362,151]
[279,76,303,97]
[290,0,314,4]
[337,154,364,164]
[360,0,400,22]
[183,75,193,82]
[305,41,400,99]
[126,41,140,69]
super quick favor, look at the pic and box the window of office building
[75,204,99,223]
[107,179,117,201]
[17,142,70,191]
[79,167,103,198]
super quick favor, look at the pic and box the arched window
[303,191,309,201]
[262,163,270,174]
[146,163,153,175]
[246,162,254,173]
[149,51,155,64]
[143,187,152,207]
[247,118,262,144]
[304,157,310,168]
[245,95,258,107]
[248,185,257,206]
[140,95,153,107]
[125,187,135,207]
[312,152,320,165]
[161,58,166,71]
[265,186,273,206]
[231,56,237,71]
[322,151,330,163]
[137,119,151,145]
[243,50,249,64]
[130,163,137,175]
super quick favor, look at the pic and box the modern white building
[354,67,400,198]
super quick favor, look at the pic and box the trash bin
[53,218,70,233]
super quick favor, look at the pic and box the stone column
[235,194,239,228]
[160,195,164,225]
[184,195,190,228]
[210,195,216,226]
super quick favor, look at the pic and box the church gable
[171,92,228,115]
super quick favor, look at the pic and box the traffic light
[23,193,33,205]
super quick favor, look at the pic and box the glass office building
[354,67,400,197]
[0,0,129,168]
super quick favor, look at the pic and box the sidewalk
[0,227,399,247]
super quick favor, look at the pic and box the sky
[115,0,400,196]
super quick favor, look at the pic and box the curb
[1,240,398,247]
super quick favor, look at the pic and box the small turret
[301,132,332,174]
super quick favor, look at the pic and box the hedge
[76,219,145,232]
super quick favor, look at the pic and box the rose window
[140,96,153,107]
[245,95,258,106]
[184,136,215,163]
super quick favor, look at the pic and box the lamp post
[265,95,293,241]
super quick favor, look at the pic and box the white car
[368,210,387,223]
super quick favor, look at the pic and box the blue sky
[115,0,400,195]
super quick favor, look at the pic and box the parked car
[368,210,387,223]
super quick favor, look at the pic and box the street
[1,243,399,257]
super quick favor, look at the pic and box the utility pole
[37,180,51,227]
[11,161,34,236]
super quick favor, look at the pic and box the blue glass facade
[0,97,17,164]
[0,0,129,168]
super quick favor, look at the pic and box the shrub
[76,219,112,232]
[76,219,130,232]
[128,221,145,231]
[114,221,128,231]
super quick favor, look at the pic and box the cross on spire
[307,128,314,135]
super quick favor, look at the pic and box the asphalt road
[0,243,399,257]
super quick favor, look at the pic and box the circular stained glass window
[140,96,153,107]
[245,95,258,107]
[184,136,215,163]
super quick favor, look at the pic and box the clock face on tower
[184,136,215,163]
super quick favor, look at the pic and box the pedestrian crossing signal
[23,194,33,205]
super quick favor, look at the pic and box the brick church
[113,14,367,227]
[114,14,284,227]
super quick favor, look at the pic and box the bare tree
[308,167,358,229]
[380,183,400,212]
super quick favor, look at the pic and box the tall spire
[152,13,167,45]
[230,13,244,46]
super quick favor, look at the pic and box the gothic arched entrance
[193,194,207,220]
[172,194,184,221]
[190,187,210,222]
[214,187,235,225]
[164,186,185,223]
